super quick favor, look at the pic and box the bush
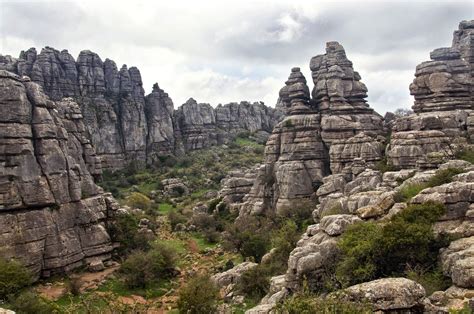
[9,291,59,314]
[267,220,300,274]
[336,202,448,287]
[177,275,219,314]
[455,147,474,164]
[108,214,151,254]
[168,210,187,231]
[235,265,270,300]
[405,265,451,295]
[0,258,32,299]
[119,242,177,289]
[375,156,395,173]
[126,192,151,210]
[240,234,269,263]
[278,294,372,314]
[395,168,463,202]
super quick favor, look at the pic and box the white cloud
[0,0,470,114]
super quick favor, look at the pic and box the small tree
[177,275,219,314]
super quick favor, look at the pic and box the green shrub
[177,275,219,314]
[426,168,463,187]
[375,156,395,173]
[336,202,447,287]
[455,148,474,164]
[277,294,372,314]
[235,265,270,300]
[126,192,151,210]
[395,183,426,202]
[9,291,59,314]
[108,214,151,254]
[119,242,177,289]
[240,234,269,263]
[0,258,32,299]
[168,210,187,231]
[405,266,451,295]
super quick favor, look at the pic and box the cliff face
[238,44,384,216]
[0,47,283,170]
[0,70,115,278]
[387,21,474,169]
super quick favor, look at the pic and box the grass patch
[455,148,474,164]
[395,168,464,202]
[158,203,174,214]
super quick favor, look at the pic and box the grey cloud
[0,0,470,113]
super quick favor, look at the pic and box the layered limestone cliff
[243,20,474,314]
[0,47,283,170]
[239,44,384,216]
[0,70,115,278]
[388,20,474,169]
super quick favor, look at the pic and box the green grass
[158,203,174,214]
[235,137,263,148]
[96,276,175,298]
[455,148,474,164]
[190,233,219,251]
[395,168,464,202]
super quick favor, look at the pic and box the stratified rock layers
[240,44,384,216]
[0,70,113,278]
[388,21,474,169]
[0,47,283,170]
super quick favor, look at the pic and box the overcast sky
[0,0,472,114]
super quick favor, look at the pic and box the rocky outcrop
[388,21,474,169]
[336,278,426,311]
[239,44,384,217]
[0,70,114,278]
[240,67,329,216]
[0,47,283,170]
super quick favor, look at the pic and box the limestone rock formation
[0,70,114,277]
[145,83,175,162]
[0,47,282,170]
[240,68,329,216]
[388,21,474,169]
[336,278,426,311]
[239,45,384,217]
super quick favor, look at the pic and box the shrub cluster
[0,258,32,300]
[277,294,372,314]
[336,202,449,287]
[177,275,219,314]
[119,242,177,289]
[395,168,464,202]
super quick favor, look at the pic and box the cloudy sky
[0,0,471,113]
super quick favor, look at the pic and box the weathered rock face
[239,45,384,217]
[145,83,175,162]
[240,68,330,216]
[388,21,474,170]
[336,278,426,311]
[0,70,114,277]
[310,42,384,145]
[0,47,282,170]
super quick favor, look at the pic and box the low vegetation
[277,294,372,314]
[395,167,464,202]
[177,275,219,314]
[119,242,177,289]
[0,258,32,300]
[336,202,450,288]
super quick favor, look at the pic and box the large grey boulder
[336,277,426,311]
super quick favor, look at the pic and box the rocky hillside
[239,42,384,217]
[0,48,282,170]
[208,20,474,313]
[0,70,118,278]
